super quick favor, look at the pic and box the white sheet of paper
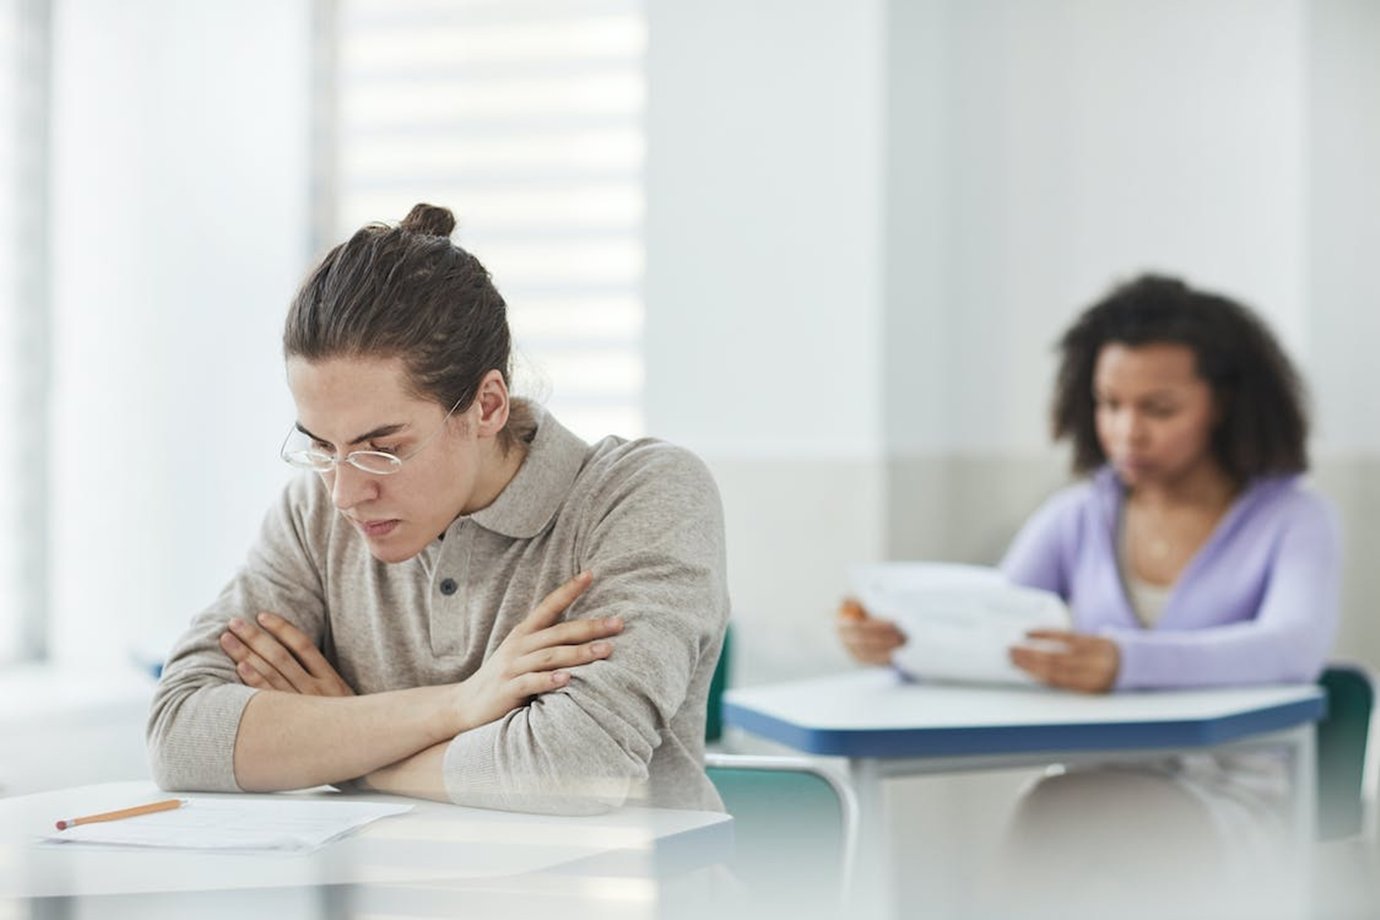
[41,797,413,853]
[850,562,1073,686]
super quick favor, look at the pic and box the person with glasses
[147,203,729,815]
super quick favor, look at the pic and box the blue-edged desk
[724,669,1324,918]
[0,781,733,920]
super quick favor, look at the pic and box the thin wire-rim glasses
[279,396,466,475]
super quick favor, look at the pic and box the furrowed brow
[295,421,409,447]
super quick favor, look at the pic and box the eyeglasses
[279,396,466,475]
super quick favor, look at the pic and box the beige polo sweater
[147,408,729,815]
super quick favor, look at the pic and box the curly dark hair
[1052,274,1309,481]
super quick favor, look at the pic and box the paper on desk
[849,562,1072,686]
[40,797,413,853]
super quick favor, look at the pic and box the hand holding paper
[1009,629,1120,693]
[848,563,1073,686]
[836,598,907,665]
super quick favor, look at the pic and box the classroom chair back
[1317,663,1376,841]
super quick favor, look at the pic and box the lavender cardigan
[1000,467,1341,691]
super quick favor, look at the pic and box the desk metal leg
[1219,723,1316,919]
[1284,723,1317,920]
[1284,722,1317,850]
[845,759,892,920]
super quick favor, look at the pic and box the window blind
[328,0,646,442]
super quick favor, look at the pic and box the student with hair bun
[148,203,729,816]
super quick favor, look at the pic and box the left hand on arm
[219,611,356,697]
[1009,630,1120,694]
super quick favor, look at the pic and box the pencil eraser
[55,820,68,830]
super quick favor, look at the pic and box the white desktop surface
[1,781,732,902]
[724,668,1324,753]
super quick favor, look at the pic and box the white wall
[645,0,886,460]
[886,0,1309,454]
[646,0,1380,685]
[1304,0,1380,666]
[49,0,312,667]
[1307,0,1380,455]
[645,0,889,681]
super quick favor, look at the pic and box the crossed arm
[212,572,623,798]
[152,449,727,811]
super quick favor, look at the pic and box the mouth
[352,518,400,538]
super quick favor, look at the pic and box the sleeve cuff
[1100,627,1151,691]
[150,683,258,792]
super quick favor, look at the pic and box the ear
[472,369,511,439]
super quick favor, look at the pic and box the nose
[328,462,378,511]
[1125,410,1150,446]
[1102,406,1147,454]
[1109,408,1149,449]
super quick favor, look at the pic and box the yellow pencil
[55,798,185,831]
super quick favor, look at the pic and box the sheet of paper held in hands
[40,797,413,853]
[849,562,1072,686]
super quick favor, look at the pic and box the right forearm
[233,684,461,791]
[363,741,450,801]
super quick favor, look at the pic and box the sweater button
[439,578,458,596]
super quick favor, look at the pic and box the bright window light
[331,0,646,442]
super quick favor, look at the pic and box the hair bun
[400,203,456,238]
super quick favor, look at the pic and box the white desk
[724,669,1325,918]
[0,781,733,920]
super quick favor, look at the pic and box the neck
[1127,458,1237,510]
[463,438,528,514]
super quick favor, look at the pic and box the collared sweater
[1000,466,1341,690]
[147,408,729,815]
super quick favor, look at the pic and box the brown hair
[284,203,535,453]
[1052,274,1309,482]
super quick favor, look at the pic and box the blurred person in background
[838,273,1339,916]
